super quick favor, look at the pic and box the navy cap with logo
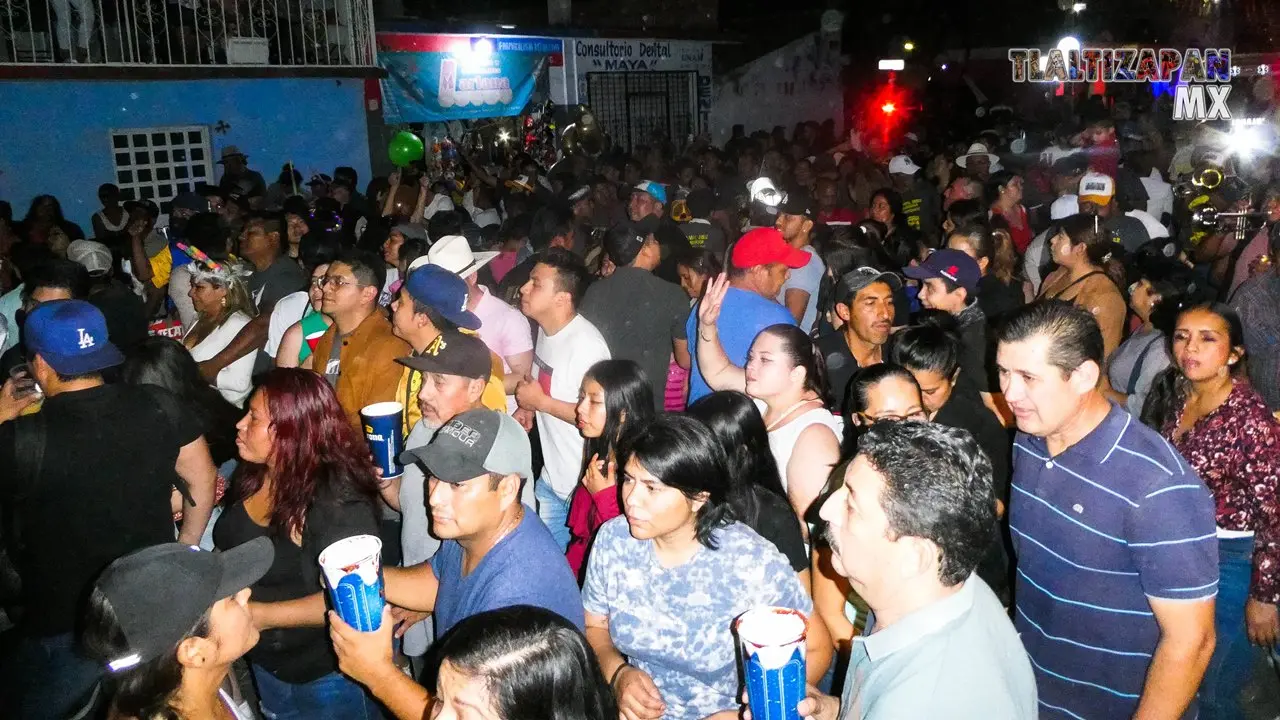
[403,264,481,331]
[902,249,981,295]
[24,299,124,375]
[97,538,274,672]
[397,329,491,380]
[401,407,532,484]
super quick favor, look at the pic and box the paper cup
[361,401,404,479]
[319,535,385,632]
[736,606,808,720]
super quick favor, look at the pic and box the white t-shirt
[265,291,311,358]
[1140,168,1173,223]
[423,193,455,220]
[186,311,256,406]
[532,314,610,498]
[473,286,534,414]
[169,264,198,331]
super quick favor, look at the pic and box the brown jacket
[312,310,410,428]
[1038,268,1128,363]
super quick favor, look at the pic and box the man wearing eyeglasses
[312,249,410,428]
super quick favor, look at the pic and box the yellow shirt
[149,248,172,288]
[396,341,508,435]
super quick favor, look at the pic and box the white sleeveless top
[220,688,255,720]
[755,399,843,493]
[95,209,128,233]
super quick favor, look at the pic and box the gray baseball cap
[401,408,532,483]
[837,267,902,303]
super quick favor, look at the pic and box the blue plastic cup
[361,401,404,479]
[319,535,385,632]
[737,606,808,720]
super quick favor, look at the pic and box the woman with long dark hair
[565,359,655,579]
[582,416,824,719]
[696,275,842,529]
[685,390,808,574]
[948,222,1023,324]
[123,337,242,468]
[1143,302,1280,720]
[429,605,616,720]
[82,538,274,720]
[19,194,83,245]
[212,369,383,719]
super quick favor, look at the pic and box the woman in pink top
[566,359,655,580]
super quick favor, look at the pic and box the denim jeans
[2,632,102,719]
[251,664,384,720]
[1199,535,1259,720]
[534,477,571,552]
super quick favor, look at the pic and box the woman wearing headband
[82,538,275,720]
[183,258,258,406]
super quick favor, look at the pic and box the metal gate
[585,71,696,152]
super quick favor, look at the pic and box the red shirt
[992,203,1033,254]
[818,208,861,226]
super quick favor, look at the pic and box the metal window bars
[0,0,375,65]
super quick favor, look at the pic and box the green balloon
[388,131,425,167]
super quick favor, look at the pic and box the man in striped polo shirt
[996,301,1217,719]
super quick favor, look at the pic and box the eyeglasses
[321,276,356,290]
[310,277,327,288]
[859,410,928,424]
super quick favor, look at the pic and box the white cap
[1126,209,1170,240]
[67,239,113,276]
[888,155,921,175]
[1078,172,1115,203]
[1050,195,1080,220]
[418,235,498,278]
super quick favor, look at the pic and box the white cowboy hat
[956,142,999,169]
[412,235,498,278]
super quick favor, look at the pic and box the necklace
[765,398,821,432]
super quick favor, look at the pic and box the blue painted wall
[0,77,371,231]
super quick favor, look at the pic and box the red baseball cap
[731,228,811,270]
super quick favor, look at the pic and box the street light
[1057,36,1080,54]
[903,41,915,52]
[1071,2,1086,12]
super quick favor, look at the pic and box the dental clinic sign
[1007,47,1234,121]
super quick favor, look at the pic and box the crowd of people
[1,104,1279,720]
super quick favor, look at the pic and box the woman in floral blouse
[1145,302,1280,720]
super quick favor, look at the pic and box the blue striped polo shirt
[1010,402,1218,720]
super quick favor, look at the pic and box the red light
[881,102,897,114]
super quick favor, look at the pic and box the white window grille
[109,125,213,212]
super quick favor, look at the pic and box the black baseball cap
[778,192,815,219]
[397,330,491,380]
[401,407,532,483]
[604,220,655,266]
[96,538,273,672]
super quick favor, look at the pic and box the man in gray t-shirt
[802,422,1037,719]
[774,194,824,333]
